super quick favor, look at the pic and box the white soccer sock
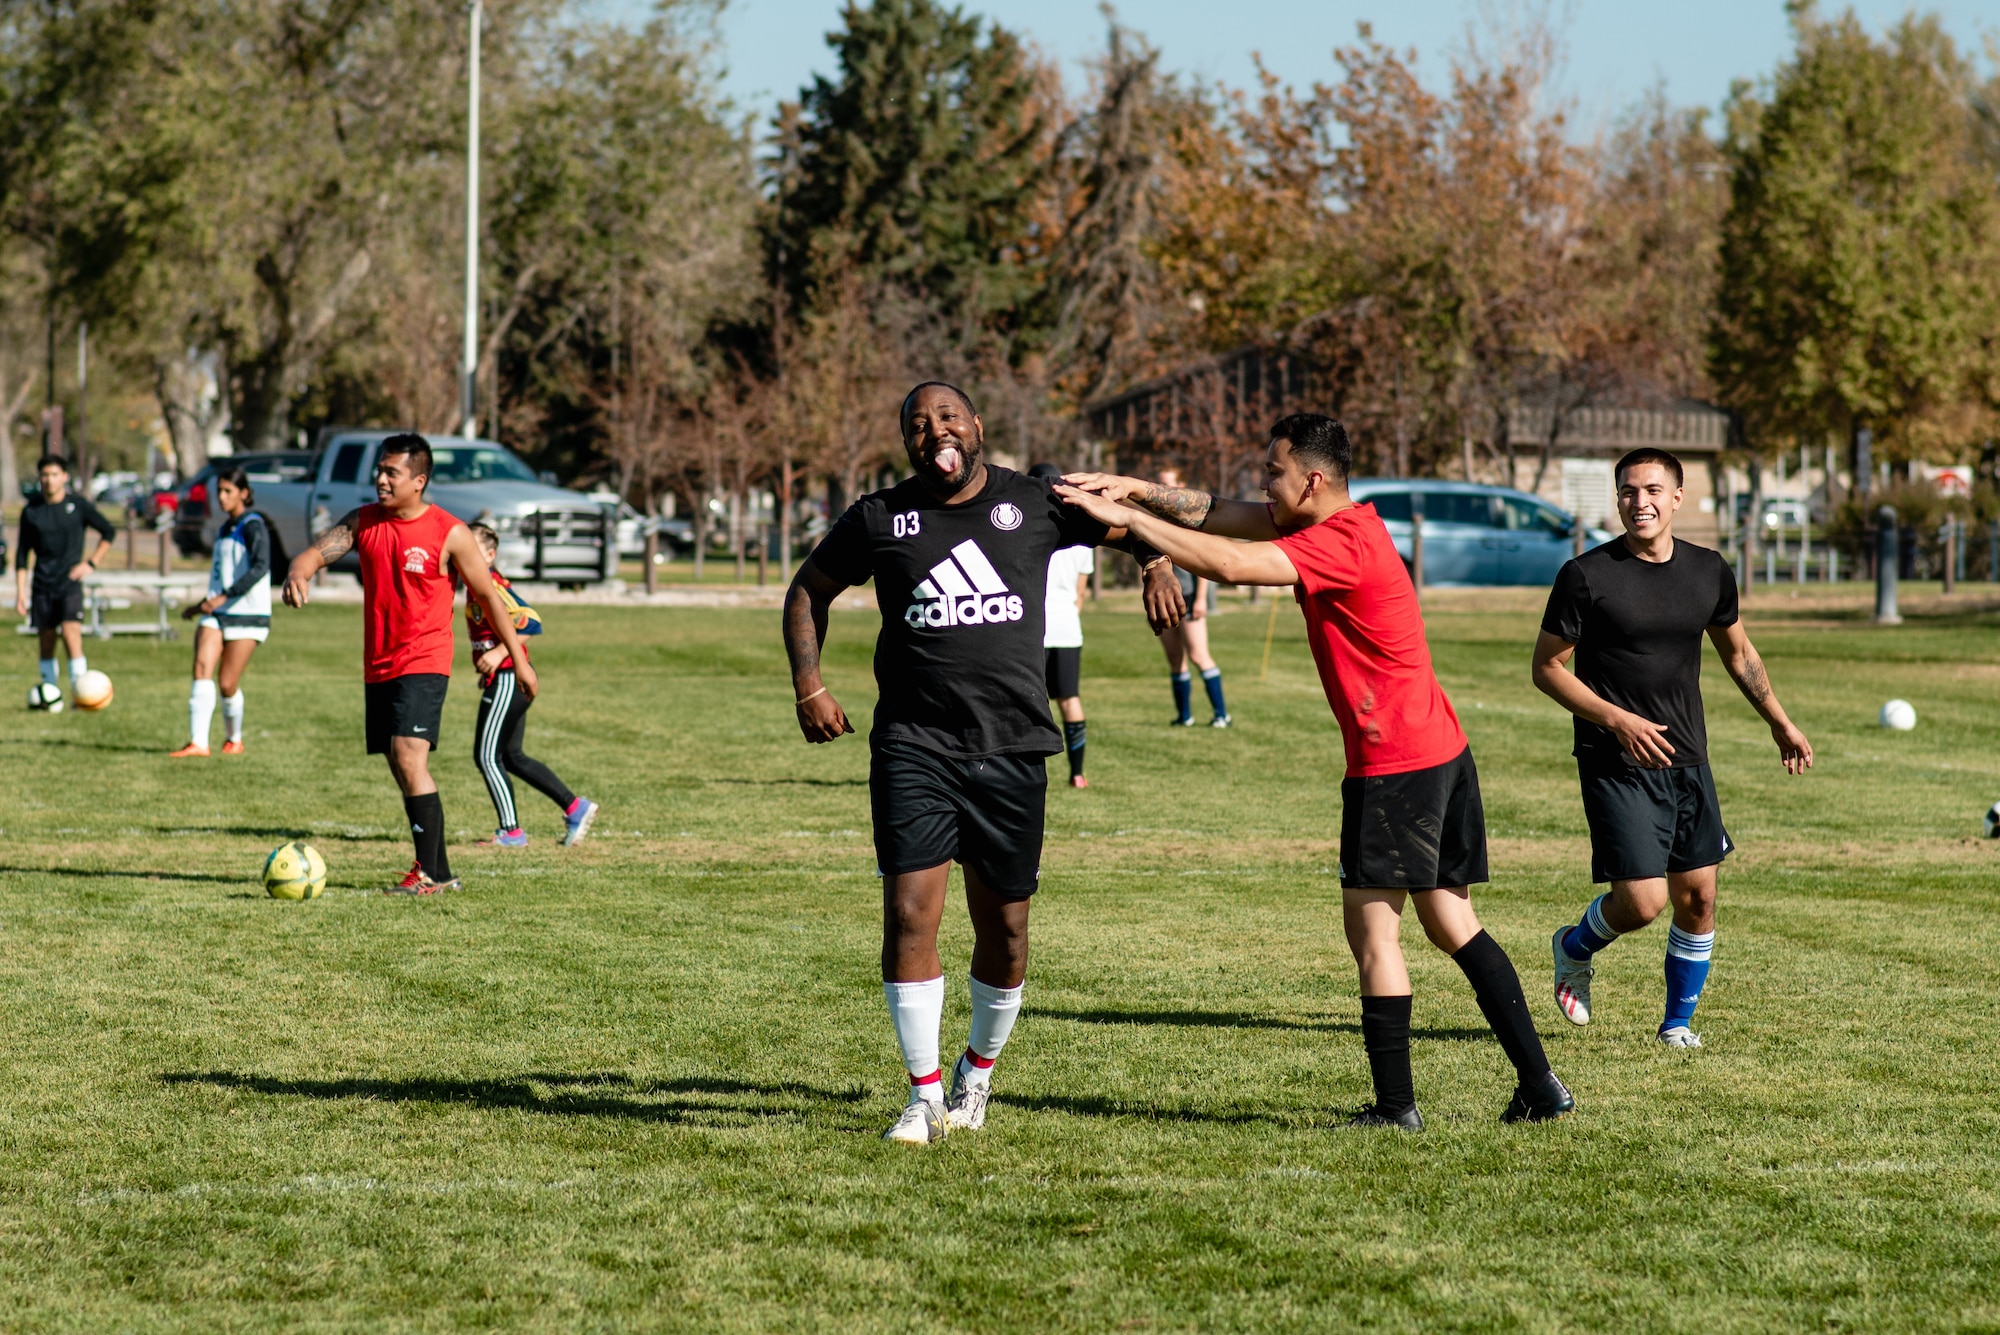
[883,977,945,1102]
[964,976,1023,1083]
[188,679,217,748]
[69,655,87,683]
[38,659,57,686]
[221,689,245,742]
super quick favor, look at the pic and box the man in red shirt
[1060,414,1573,1127]
[282,434,537,895]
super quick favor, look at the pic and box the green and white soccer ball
[263,842,328,900]
[1984,803,2000,840]
[26,682,62,712]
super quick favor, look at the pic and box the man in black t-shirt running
[14,454,116,700]
[1531,447,1811,1048]
[784,381,1182,1145]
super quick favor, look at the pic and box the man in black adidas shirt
[1531,447,1811,1050]
[785,381,1182,1145]
[14,454,116,699]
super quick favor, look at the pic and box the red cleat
[1069,775,1089,788]
[168,743,210,759]
[221,740,244,755]
[384,863,441,896]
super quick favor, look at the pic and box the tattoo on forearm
[312,524,354,561]
[1734,656,1773,707]
[1133,483,1214,530]
[782,583,826,683]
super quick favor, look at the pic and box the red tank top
[355,503,462,682]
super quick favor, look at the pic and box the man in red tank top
[282,434,537,895]
[1057,415,1574,1130]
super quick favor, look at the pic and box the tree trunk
[778,455,794,581]
[0,360,38,507]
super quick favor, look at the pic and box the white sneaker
[1552,928,1594,1026]
[882,1096,948,1145]
[1658,1026,1703,1049]
[945,1057,991,1131]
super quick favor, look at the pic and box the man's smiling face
[1616,462,1681,541]
[901,386,982,495]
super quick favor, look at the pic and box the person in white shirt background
[1029,463,1093,789]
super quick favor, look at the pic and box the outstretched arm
[1057,485,1298,586]
[783,557,856,743]
[1062,473,1280,540]
[1708,621,1812,774]
[283,509,360,608]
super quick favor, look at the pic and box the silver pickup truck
[175,430,618,584]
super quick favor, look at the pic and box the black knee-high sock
[1063,719,1087,779]
[1359,994,1416,1114]
[1452,930,1550,1084]
[404,792,451,882]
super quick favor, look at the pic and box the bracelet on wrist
[795,685,829,707]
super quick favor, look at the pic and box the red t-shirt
[1273,503,1468,777]
[354,503,463,683]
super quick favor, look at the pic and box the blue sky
[605,0,1995,137]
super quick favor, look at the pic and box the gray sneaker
[882,1097,948,1145]
[945,1056,991,1131]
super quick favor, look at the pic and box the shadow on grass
[159,1069,872,1125]
[995,1092,1302,1126]
[0,736,164,755]
[150,824,402,842]
[0,864,248,885]
[708,777,868,788]
[1039,1007,1490,1042]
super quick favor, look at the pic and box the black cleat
[1501,1070,1575,1123]
[1347,1104,1424,1131]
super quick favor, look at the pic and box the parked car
[176,432,619,583]
[173,452,318,558]
[1347,479,1616,586]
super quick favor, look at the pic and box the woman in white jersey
[170,468,271,757]
[1030,462,1093,788]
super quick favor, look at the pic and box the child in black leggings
[465,523,599,847]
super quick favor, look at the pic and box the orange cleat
[168,743,210,759]
[1069,775,1089,789]
[221,740,244,755]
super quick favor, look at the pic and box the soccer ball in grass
[1984,803,2000,839]
[1879,699,1917,731]
[73,670,112,711]
[26,682,63,713]
[263,842,327,900]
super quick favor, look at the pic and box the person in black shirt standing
[784,381,1183,1145]
[1531,447,1811,1048]
[14,455,115,701]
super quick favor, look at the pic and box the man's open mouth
[931,445,962,475]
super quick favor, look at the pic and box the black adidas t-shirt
[1541,538,1739,769]
[809,466,1113,758]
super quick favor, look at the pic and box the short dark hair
[900,381,978,434]
[1269,414,1353,479]
[377,432,433,484]
[1615,448,1683,488]
[466,521,499,550]
[36,454,68,473]
[1026,462,1062,482]
[215,465,255,506]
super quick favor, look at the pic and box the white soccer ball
[26,682,63,713]
[73,669,112,711]
[1984,802,2000,839]
[1879,699,1917,731]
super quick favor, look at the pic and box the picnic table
[81,571,211,639]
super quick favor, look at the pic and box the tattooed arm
[1060,473,1280,540]
[282,509,360,608]
[783,557,856,743]
[1708,621,1813,774]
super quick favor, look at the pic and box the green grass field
[3,583,1999,1332]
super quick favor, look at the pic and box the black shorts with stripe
[869,740,1046,899]
[1339,746,1489,890]
[1578,760,1731,883]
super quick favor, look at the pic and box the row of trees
[3,0,1996,533]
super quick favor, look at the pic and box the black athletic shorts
[28,581,84,629]
[1044,646,1082,700]
[364,673,449,754]
[1339,745,1489,890]
[1578,760,1732,883]
[869,739,1047,899]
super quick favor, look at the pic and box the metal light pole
[459,0,482,438]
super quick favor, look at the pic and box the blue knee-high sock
[1170,672,1192,722]
[1200,666,1227,719]
[1662,926,1714,1032]
[1560,893,1622,960]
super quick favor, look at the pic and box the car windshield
[426,446,538,484]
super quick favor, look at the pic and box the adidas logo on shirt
[904,540,1025,629]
